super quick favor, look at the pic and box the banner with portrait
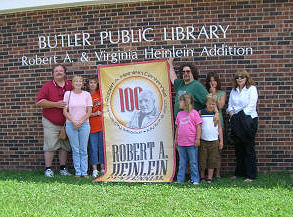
[93,59,175,182]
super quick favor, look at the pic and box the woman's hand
[209,87,217,94]
[229,110,234,117]
[91,111,102,117]
[73,121,82,129]
[194,138,200,147]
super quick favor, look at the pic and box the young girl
[87,77,105,177]
[175,93,202,185]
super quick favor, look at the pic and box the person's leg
[200,170,206,181]
[207,169,214,182]
[58,148,71,175]
[66,122,81,176]
[88,132,98,173]
[42,117,63,177]
[234,142,246,177]
[199,140,207,180]
[215,168,221,178]
[194,146,200,183]
[97,131,105,171]
[245,118,258,180]
[177,146,187,182]
[58,149,67,166]
[244,141,257,180]
[215,148,222,179]
[187,146,200,183]
[42,117,58,170]
[207,141,219,182]
[79,122,90,176]
[44,151,54,167]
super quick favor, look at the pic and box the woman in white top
[227,70,258,182]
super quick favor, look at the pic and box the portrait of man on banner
[127,90,161,129]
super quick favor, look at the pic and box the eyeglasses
[235,75,246,80]
[182,70,191,73]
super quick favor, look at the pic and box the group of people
[36,59,258,183]
[36,65,104,178]
[168,57,258,184]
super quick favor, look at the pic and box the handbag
[59,126,67,140]
[59,91,71,140]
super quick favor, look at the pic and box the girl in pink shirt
[175,94,202,184]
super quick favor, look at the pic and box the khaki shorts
[42,117,71,152]
[199,140,221,170]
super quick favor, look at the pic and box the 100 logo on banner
[119,87,142,112]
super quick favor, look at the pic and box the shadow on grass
[170,172,293,190]
[0,170,292,189]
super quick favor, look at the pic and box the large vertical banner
[94,60,175,182]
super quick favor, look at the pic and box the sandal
[215,176,221,180]
[207,179,212,184]
[200,177,206,182]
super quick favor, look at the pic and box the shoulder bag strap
[67,91,71,112]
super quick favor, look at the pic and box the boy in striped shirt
[199,93,223,183]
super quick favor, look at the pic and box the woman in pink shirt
[63,76,92,178]
[175,93,202,185]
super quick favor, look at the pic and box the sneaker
[92,170,98,177]
[215,176,221,181]
[244,178,253,182]
[59,168,72,176]
[193,182,199,185]
[45,169,54,177]
[100,169,105,174]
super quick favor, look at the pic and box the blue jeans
[66,121,90,176]
[88,131,104,166]
[177,146,200,183]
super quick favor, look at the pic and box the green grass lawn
[0,171,292,217]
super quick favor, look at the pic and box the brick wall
[0,0,292,173]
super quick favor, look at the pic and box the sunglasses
[182,70,191,73]
[235,75,246,79]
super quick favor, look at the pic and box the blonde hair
[232,70,255,89]
[72,75,84,83]
[206,93,217,103]
[72,76,84,90]
[179,93,194,112]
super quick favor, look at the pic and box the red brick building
[0,0,292,173]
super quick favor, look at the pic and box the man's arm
[36,83,66,109]
[167,57,177,85]
[37,99,67,109]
